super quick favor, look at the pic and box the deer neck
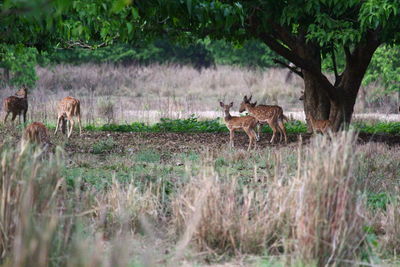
[308,113,316,128]
[245,103,255,114]
[224,110,233,121]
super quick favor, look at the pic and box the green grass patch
[44,116,400,134]
[352,121,400,134]
[83,117,309,134]
[92,137,116,154]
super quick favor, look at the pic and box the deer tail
[75,100,81,117]
[281,114,289,123]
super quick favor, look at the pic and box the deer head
[15,87,28,98]
[220,101,234,112]
[239,95,252,113]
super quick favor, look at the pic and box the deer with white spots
[239,95,288,144]
[220,101,258,151]
[54,96,82,138]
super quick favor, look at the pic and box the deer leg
[278,119,288,144]
[68,119,75,138]
[269,122,278,144]
[11,113,17,123]
[252,129,257,149]
[23,110,27,124]
[229,129,235,148]
[4,112,10,124]
[61,117,67,134]
[256,123,261,141]
[245,127,257,151]
[54,116,61,135]
[77,115,82,136]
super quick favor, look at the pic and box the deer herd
[2,87,332,152]
[3,87,82,150]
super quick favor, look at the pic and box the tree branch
[60,35,119,49]
[258,33,336,97]
[273,59,304,79]
[330,45,339,81]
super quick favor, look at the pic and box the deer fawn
[54,96,82,138]
[307,113,332,134]
[3,87,28,124]
[220,101,258,151]
[22,122,52,147]
[239,95,288,144]
[299,91,332,134]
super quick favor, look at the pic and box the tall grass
[0,143,163,266]
[170,131,369,265]
[1,131,398,266]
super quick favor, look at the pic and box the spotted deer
[54,96,82,138]
[23,122,52,147]
[307,112,332,134]
[3,87,28,124]
[239,95,288,144]
[299,91,332,134]
[220,101,258,151]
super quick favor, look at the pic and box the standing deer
[307,113,332,134]
[3,87,28,124]
[239,95,288,144]
[299,91,332,134]
[220,101,258,151]
[54,96,82,138]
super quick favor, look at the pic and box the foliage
[0,44,39,87]
[367,192,391,211]
[353,121,400,134]
[205,39,277,68]
[364,45,400,93]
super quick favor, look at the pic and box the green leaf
[127,22,133,34]
[186,0,192,16]
[132,7,139,19]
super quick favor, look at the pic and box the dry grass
[170,131,369,266]
[0,123,399,265]
[1,64,397,124]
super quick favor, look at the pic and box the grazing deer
[307,112,332,134]
[54,96,82,138]
[3,87,28,124]
[239,95,288,144]
[220,101,258,151]
[23,122,52,147]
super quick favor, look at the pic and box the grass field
[1,121,400,266]
[1,64,400,266]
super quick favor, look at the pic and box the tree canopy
[1,0,400,128]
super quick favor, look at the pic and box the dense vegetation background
[1,38,400,102]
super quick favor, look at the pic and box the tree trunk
[329,90,358,131]
[302,71,331,132]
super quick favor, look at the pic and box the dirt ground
[60,131,400,154]
[2,126,400,154]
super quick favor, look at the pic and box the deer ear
[243,95,247,101]
[253,101,257,106]
[229,102,233,107]
[248,95,252,101]
[219,101,224,107]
